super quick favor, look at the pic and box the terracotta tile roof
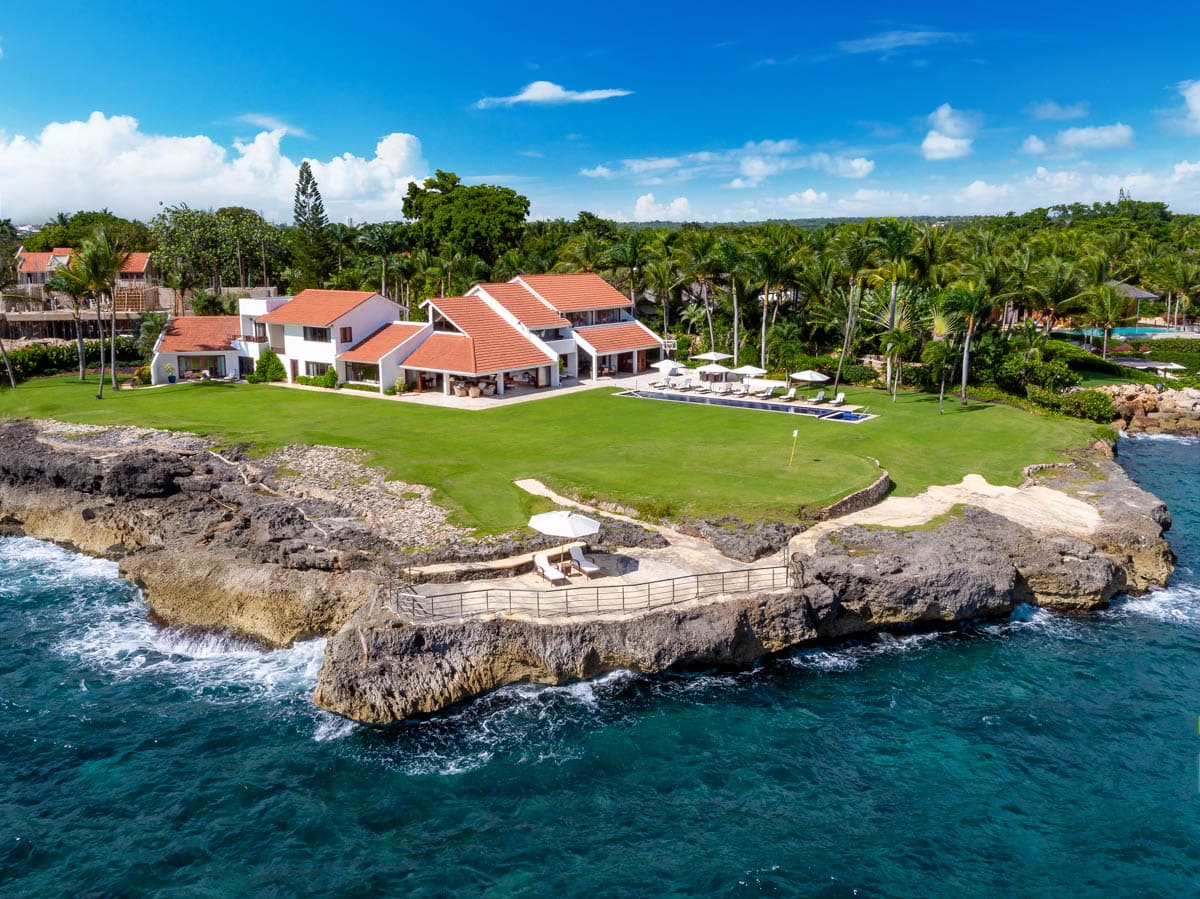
[257,290,383,326]
[517,273,631,312]
[403,296,554,373]
[338,322,427,363]
[473,282,570,329]
[157,316,241,353]
[17,252,56,274]
[574,322,664,354]
[400,332,478,373]
[122,252,151,274]
[18,248,149,275]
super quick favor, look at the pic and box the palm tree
[0,316,14,389]
[1028,256,1084,345]
[327,223,359,272]
[868,219,916,387]
[642,258,681,337]
[680,230,722,354]
[162,263,199,317]
[828,282,865,393]
[925,292,961,413]
[555,230,609,274]
[746,233,793,368]
[357,222,406,297]
[949,284,994,405]
[1084,284,1132,359]
[45,262,94,380]
[910,223,960,290]
[76,229,129,397]
[606,228,651,303]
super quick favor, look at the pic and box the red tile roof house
[254,290,402,383]
[150,316,244,384]
[15,247,153,296]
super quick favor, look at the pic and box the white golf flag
[792,429,798,438]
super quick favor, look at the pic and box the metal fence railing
[384,565,792,623]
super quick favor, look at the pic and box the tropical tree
[358,222,408,297]
[1084,283,1132,359]
[642,258,680,337]
[45,262,94,379]
[606,228,651,302]
[75,229,130,397]
[746,234,792,368]
[948,284,994,405]
[291,161,335,289]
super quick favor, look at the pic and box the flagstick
[787,429,799,468]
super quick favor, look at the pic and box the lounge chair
[648,379,667,389]
[676,378,693,391]
[694,381,712,394]
[779,387,798,402]
[712,383,729,396]
[534,553,568,585]
[754,385,774,398]
[828,392,846,407]
[809,390,827,404]
[569,545,602,578]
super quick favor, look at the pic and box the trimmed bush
[1027,385,1116,423]
[246,348,285,383]
[4,337,139,381]
[995,357,1080,394]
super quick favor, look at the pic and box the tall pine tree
[290,161,334,289]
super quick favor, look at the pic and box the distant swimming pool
[619,389,875,422]
[1071,326,1174,338]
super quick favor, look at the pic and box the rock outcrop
[312,458,1174,724]
[1100,384,1200,436]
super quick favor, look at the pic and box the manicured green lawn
[0,378,1097,533]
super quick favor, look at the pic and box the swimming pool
[1071,326,1174,338]
[619,389,875,422]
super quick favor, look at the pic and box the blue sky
[1,0,1199,224]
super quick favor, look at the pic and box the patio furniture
[569,545,602,578]
[534,553,568,585]
[828,392,846,407]
[779,387,798,402]
[754,386,775,398]
[483,383,495,396]
[453,384,467,397]
[810,390,827,404]
[468,385,481,398]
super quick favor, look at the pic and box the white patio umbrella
[696,362,732,382]
[528,510,602,563]
[731,364,768,378]
[692,351,733,362]
[651,359,682,374]
[790,369,830,384]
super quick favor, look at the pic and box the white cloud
[579,165,616,178]
[1056,122,1133,150]
[236,113,311,139]
[1021,135,1048,155]
[1172,80,1200,134]
[810,152,874,178]
[0,111,427,222]
[837,30,964,56]
[921,103,980,160]
[475,80,632,109]
[1025,99,1089,121]
[633,193,692,221]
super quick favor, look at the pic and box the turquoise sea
[2,436,1198,896]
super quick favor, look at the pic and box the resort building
[14,247,153,298]
[163,273,665,395]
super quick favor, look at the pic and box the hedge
[3,338,139,381]
[1027,385,1117,423]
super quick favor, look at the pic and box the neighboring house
[255,289,401,383]
[15,247,73,291]
[150,316,244,384]
[14,246,155,304]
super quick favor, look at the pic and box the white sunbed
[754,386,775,399]
[809,390,827,405]
[534,552,568,585]
[779,387,798,402]
[569,545,602,578]
[828,392,846,407]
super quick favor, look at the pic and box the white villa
[150,273,664,394]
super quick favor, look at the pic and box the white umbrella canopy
[790,369,830,383]
[696,363,732,374]
[651,359,682,373]
[528,510,601,539]
[731,364,768,377]
[692,351,733,362]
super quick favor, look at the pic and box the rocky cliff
[1101,384,1200,436]
[312,458,1174,723]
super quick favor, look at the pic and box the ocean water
[2,438,1199,896]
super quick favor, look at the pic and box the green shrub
[383,385,398,396]
[996,357,1080,394]
[134,365,152,384]
[1027,386,1117,423]
[319,367,339,389]
[837,363,879,385]
[4,337,139,381]
[246,348,285,383]
[343,382,380,393]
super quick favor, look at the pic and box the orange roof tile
[157,316,241,353]
[17,252,56,274]
[403,296,554,373]
[400,332,478,373]
[257,290,383,326]
[121,252,151,274]
[473,282,570,329]
[338,322,428,363]
[518,273,631,312]
[574,322,664,354]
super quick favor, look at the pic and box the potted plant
[165,363,176,384]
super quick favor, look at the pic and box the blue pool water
[621,389,874,421]
[1073,326,1176,338]
[1,435,1198,894]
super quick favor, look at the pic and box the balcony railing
[241,334,268,343]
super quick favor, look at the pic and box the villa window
[345,362,380,384]
[254,322,266,340]
[303,326,331,342]
[305,361,331,377]
[339,326,353,344]
[595,309,621,325]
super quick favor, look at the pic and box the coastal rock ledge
[313,458,1174,724]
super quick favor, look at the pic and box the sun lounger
[694,381,712,393]
[809,390,826,404]
[648,379,667,389]
[828,392,846,407]
[754,386,774,398]
[569,545,602,578]
[675,379,693,391]
[534,553,568,585]
[779,387,798,402]
[712,383,729,395]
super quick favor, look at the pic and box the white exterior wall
[280,324,335,379]
[332,296,402,354]
[150,351,239,385]
[238,297,291,361]
[275,295,400,382]
[377,325,433,391]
